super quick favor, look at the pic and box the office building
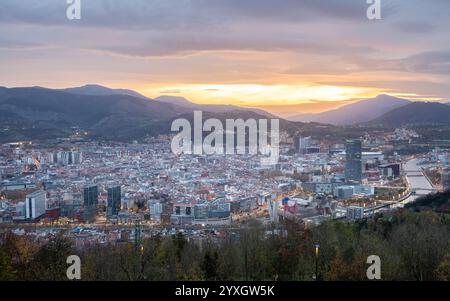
[84,185,98,207]
[107,186,121,217]
[379,163,400,178]
[345,139,362,184]
[25,191,47,220]
[171,203,193,225]
[347,206,364,221]
[334,186,354,199]
[83,185,98,223]
[149,201,163,222]
[295,136,311,154]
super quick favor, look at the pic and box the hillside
[0,87,286,142]
[62,84,149,99]
[367,102,450,127]
[406,189,450,213]
[0,87,191,141]
[287,95,411,125]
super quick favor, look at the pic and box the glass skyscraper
[345,139,362,184]
[83,185,99,206]
[107,186,121,217]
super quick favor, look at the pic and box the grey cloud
[401,51,450,74]
[320,78,450,100]
[0,0,444,58]
[393,21,436,34]
[0,38,44,49]
[363,51,450,75]
[96,31,379,58]
[0,0,392,29]
[285,50,450,77]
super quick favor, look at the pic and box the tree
[0,232,39,280]
[201,249,219,280]
[436,253,450,281]
[390,211,449,280]
[28,235,75,281]
[0,253,16,280]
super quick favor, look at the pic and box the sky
[0,0,449,110]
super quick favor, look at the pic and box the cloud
[0,0,382,29]
[0,38,44,50]
[0,0,449,102]
[362,51,450,75]
[0,0,445,58]
[159,89,182,94]
[393,21,436,33]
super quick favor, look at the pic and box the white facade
[268,200,279,223]
[149,201,163,221]
[298,137,311,153]
[25,191,47,220]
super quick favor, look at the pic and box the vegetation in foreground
[1,194,449,281]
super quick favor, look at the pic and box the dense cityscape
[1,127,448,243]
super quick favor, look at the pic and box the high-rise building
[70,151,83,165]
[49,151,83,165]
[268,199,279,223]
[84,185,98,207]
[345,139,362,184]
[295,136,311,154]
[25,191,47,220]
[107,186,121,217]
[148,201,163,222]
[83,185,98,223]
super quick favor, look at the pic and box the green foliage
[28,235,75,281]
[0,253,16,280]
[201,249,219,280]
[406,189,450,212]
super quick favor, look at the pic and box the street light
[314,243,320,281]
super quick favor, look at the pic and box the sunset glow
[1,0,449,111]
[143,84,382,106]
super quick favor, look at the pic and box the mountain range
[0,85,281,142]
[63,87,448,127]
[0,84,449,142]
[0,86,191,141]
[366,102,450,127]
[287,95,450,126]
[287,95,412,125]
[61,84,148,99]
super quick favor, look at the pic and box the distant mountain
[61,87,275,117]
[0,87,280,142]
[155,95,196,107]
[287,95,411,125]
[0,87,192,141]
[259,100,356,119]
[155,95,275,118]
[62,84,149,99]
[367,102,450,127]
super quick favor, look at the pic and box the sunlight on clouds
[143,84,381,105]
